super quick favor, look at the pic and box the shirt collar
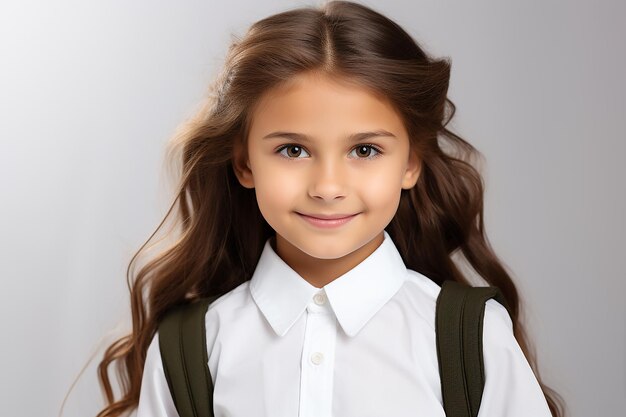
[249,230,408,338]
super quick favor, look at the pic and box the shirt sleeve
[135,330,180,417]
[476,298,552,417]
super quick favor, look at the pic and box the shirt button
[313,292,327,305]
[310,352,324,365]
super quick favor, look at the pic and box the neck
[272,232,384,288]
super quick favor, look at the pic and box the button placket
[299,290,336,417]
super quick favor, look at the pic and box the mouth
[296,212,360,228]
[297,212,358,220]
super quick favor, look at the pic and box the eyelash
[274,143,383,161]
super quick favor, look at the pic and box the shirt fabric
[136,230,552,417]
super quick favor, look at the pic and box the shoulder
[205,280,253,323]
[404,269,443,300]
[207,280,251,311]
[399,270,513,334]
[203,280,255,381]
[483,295,515,349]
[152,282,251,352]
[396,269,443,330]
[203,280,254,343]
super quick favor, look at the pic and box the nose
[308,157,347,201]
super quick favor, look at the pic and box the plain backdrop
[1,1,624,416]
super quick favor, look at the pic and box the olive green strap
[435,280,512,417]
[158,297,217,417]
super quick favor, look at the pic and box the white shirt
[136,230,552,417]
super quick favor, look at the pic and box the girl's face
[233,71,420,267]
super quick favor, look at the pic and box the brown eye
[286,145,302,157]
[276,144,310,159]
[349,144,382,160]
[355,145,372,158]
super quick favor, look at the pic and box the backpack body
[157,279,511,417]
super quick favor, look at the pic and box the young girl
[95,1,565,416]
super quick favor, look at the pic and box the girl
[95,1,565,416]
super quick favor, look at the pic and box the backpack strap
[435,279,512,417]
[158,296,219,417]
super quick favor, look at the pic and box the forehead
[248,72,406,137]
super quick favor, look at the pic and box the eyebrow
[262,129,397,142]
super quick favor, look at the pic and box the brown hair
[92,1,565,416]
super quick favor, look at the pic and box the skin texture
[233,71,421,288]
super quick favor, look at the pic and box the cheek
[253,164,301,214]
[359,167,403,213]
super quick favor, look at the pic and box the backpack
[157,279,512,417]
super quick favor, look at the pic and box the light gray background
[1,1,624,416]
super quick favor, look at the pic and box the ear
[401,147,421,190]
[232,138,255,189]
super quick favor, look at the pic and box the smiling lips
[296,212,360,228]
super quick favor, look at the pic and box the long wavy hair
[91,1,565,416]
